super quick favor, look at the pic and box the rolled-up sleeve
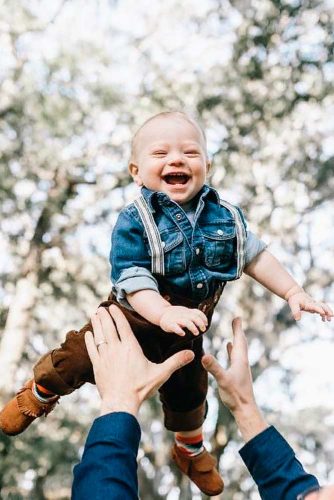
[110,209,158,309]
[245,231,267,266]
[112,267,159,309]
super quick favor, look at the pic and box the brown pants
[34,286,223,431]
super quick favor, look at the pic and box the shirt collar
[141,185,220,212]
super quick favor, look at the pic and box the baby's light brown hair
[130,111,208,164]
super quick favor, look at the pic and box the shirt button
[217,229,223,235]
[176,213,182,220]
[196,283,203,289]
[161,241,166,248]
[195,248,200,255]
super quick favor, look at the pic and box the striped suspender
[133,196,165,275]
[133,195,245,278]
[219,199,247,278]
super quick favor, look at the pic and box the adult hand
[85,304,195,417]
[201,317,268,442]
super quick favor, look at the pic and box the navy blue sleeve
[72,412,141,500]
[239,426,319,500]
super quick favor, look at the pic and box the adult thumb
[202,354,225,382]
[160,350,195,381]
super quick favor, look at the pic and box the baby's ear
[128,162,137,177]
[129,162,143,186]
[206,159,212,173]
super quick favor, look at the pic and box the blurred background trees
[0,0,333,498]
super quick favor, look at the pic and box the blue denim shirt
[110,185,266,307]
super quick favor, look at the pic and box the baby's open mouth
[163,173,190,185]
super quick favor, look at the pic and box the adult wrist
[100,399,140,418]
[233,403,269,443]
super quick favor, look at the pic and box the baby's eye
[152,151,167,156]
[185,150,200,156]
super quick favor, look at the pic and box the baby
[1,111,332,496]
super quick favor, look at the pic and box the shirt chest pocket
[201,220,236,268]
[144,229,187,275]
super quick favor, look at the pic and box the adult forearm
[127,289,171,325]
[244,250,300,299]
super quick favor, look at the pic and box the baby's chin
[141,181,201,205]
[160,185,202,205]
[167,192,197,205]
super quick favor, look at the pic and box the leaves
[0,0,333,498]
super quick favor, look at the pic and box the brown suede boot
[171,444,224,496]
[0,380,59,436]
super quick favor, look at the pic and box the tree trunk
[0,272,38,397]
[0,168,74,398]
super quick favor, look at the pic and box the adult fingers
[231,317,249,359]
[91,313,107,347]
[96,307,119,343]
[107,305,136,343]
[201,354,226,384]
[158,350,195,385]
[226,342,233,363]
[84,331,99,365]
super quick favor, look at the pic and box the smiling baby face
[129,112,210,205]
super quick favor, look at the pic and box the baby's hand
[286,286,333,322]
[159,305,208,336]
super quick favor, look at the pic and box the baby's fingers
[170,324,186,337]
[192,314,207,332]
[179,318,200,336]
[321,303,333,321]
[194,309,208,324]
[303,301,329,319]
[191,309,208,332]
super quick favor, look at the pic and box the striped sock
[175,433,204,457]
[33,382,57,403]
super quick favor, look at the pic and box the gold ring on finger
[96,340,107,348]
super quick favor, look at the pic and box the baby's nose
[167,155,184,166]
